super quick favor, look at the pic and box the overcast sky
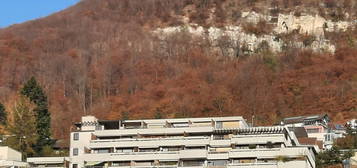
[0,0,79,28]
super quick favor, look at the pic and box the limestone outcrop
[153,13,356,57]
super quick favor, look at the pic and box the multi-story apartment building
[70,116,318,168]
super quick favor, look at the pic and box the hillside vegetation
[0,0,356,140]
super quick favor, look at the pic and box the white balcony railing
[82,147,315,167]
[93,127,214,137]
[91,136,209,143]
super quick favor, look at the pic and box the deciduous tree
[5,96,38,158]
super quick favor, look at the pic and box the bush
[300,34,316,47]
[262,54,279,71]
[242,20,273,36]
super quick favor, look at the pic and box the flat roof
[124,116,245,124]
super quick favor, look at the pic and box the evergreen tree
[316,146,355,168]
[0,103,7,125]
[20,77,52,154]
[5,97,38,158]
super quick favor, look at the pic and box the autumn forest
[0,0,356,141]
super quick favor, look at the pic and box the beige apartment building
[68,115,318,168]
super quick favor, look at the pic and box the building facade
[0,146,28,168]
[347,119,357,130]
[280,114,344,149]
[70,116,317,168]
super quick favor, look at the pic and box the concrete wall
[70,131,94,168]
[0,146,22,162]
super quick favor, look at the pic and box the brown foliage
[242,20,273,36]
[0,0,356,141]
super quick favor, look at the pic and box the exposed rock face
[154,13,356,57]
[241,11,270,24]
[154,25,334,56]
[275,13,326,37]
[275,13,354,36]
[154,25,282,56]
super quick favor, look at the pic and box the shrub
[242,20,273,36]
[263,54,279,71]
[300,34,316,47]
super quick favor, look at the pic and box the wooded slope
[0,0,356,140]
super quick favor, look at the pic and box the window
[172,123,189,128]
[222,121,240,128]
[139,148,158,152]
[112,162,130,166]
[95,125,103,130]
[235,145,249,149]
[73,133,79,141]
[306,128,319,133]
[161,146,181,151]
[135,161,154,166]
[116,148,134,153]
[185,146,205,150]
[181,160,205,167]
[325,134,332,141]
[216,122,223,128]
[207,160,227,166]
[73,148,79,156]
[159,161,177,166]
[213,135,225,140]
[72,164,78,168]
[190,122,211,127]
[97,149,110,153]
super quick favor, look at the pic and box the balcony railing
[90,136,210,143]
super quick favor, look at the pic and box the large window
[72,164,78,168]
[116,148,134,153]
[73,148,79,156]
[97,148,110,153]
[73,133,79,141]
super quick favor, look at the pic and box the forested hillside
[0,0,356,140]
